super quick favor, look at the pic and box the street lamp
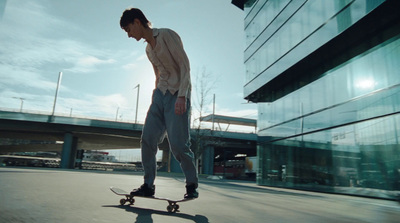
[115,106,120,121]
[13,97,25,112]
[133,84,140,123]
[52,72,63,116]
[212,94,215,131]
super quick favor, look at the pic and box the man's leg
[141,89,166,187]
[164,92,199,193]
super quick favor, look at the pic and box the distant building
[83,151,116,162]
[234,0,400,199]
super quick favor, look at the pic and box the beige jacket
[146,28,191,99]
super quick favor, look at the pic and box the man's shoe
[130,184,155,197]
[184,184,199,199]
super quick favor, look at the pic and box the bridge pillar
[202,145,214,175]
[60,132,78,169]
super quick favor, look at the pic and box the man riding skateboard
[119,8,199,199]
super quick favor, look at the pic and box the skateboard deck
[110,187,194,212]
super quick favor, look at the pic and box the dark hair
[120,8,151,29]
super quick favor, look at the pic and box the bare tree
[192,67,215,128]
[191,66,217,171]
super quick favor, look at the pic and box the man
[120,8,198,199]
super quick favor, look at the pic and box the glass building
[233,0,400,199]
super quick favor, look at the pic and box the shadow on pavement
[103,205,209,223]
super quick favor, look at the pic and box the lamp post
[115,106,120,121]
[212,94,215,131]
[52,72,63,116]
[133,84,140,123]
[13,97,25,112]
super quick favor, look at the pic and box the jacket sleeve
[164,29,191,98]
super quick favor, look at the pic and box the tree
[191,67,217,172]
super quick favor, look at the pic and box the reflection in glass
[257,35,400,199]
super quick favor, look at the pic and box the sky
[0,0,258,161]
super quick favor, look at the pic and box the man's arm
[164,29,191,99]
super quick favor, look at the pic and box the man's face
[124,22,140,41]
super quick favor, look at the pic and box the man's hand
[175,96,186,115]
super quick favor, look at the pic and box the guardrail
[0,155,145,171]
[0,108,257,134]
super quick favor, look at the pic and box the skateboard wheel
[175,204,180,210]
[167,205,173,212]
[129,198,135,205]
[120,198,126,205]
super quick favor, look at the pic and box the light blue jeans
[141,88,198,187]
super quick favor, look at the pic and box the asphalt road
[0,167,399,223]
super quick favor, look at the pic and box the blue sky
[0,0,257,161]
[0,0,257,124]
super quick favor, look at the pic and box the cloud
[0,63,56,92]
[94,94,127,108]
[0,0,120,89]
[77,56,115,67]
[0,0,256,127]
[136,54,148,61]
[0,89,134,122]
[66,55,116,73]
[48,93,130,119]
[122,53,148,71]
[123,63,138,70]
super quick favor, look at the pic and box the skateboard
[110,187,194,213]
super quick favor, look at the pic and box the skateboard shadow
[103,205,209,223]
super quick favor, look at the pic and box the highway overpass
[0,110,257,173]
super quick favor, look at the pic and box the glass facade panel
[259,36,400,135]
[241,0,400,199]
[244,0,354,83]
[257,35,400,199]
[244,0,290,47]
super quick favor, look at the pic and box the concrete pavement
[0,167,399,223]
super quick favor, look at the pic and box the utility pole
[115,107,120,121]
[212,94,215,131]
[52,72,63,116]
[13,97,25,112]
[134,84,140,123]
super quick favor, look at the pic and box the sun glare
[356,79,375,89]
